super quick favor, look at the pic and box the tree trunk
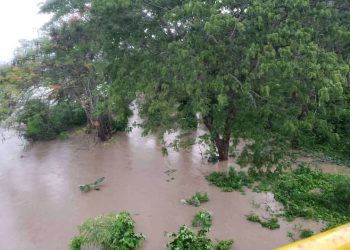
[216,137,230,161]
[203,115,231,162]
[97,117,112,141]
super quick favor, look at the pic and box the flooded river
[0,111,343,250]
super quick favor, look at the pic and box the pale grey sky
[0,0,51,63]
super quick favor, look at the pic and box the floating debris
[79,177,105,193]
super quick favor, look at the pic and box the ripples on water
[0,112,344,249]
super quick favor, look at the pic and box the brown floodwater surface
[0,112,341,250]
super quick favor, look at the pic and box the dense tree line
[1,0,350,164]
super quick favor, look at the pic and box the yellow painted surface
[275,223,350,250]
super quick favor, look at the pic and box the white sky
[0,0,51,63]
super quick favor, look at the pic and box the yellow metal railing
[275,223,350,250]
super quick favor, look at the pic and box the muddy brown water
[0,112,346,250]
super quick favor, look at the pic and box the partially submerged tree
[36,0,349,162]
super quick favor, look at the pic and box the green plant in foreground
[70,236,83,250]
[70,212,144,250]
[216,239,234,250]
[299,229,314,239]
[246,214,280,230]
[206,167,252,192]
[192,210,212,231]
[185,192,209,207]
[167,225,213,250]
[167,224,234,250]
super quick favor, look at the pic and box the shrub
[246,213,260,223]
[215,240,234,250]
[299,229,314,239]
[333,181,350,211]
[192,210,212,231]
[246,214,280,230]
[272,164,350,228]
[18,99,86,140]
[70,212,145,250]
[260,218,280,230]
[167,225,212,250]
[206,168,252,192]
[185,192,209,207]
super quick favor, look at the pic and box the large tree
[38,0,349,161]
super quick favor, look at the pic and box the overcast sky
[0,0,51,63]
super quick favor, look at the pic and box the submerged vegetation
[246,214,280,230]
[167,225,213,250]
[210,164,350,229]
[168,219,233,250]
[70,212,144,250]
[206,168,252,192]
[185,192,209,207]
[272,165,350,229]
[192,210,213,231]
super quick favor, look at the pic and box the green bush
[167,225,213,250]
[271,165,350,228]
[70,212,145,250]
[246,214,280,230]
[215,240,234,250]
[192,210,212,231]
[18,99,86,140]
[185,192,209,207]
[246,213,260,223]
[299,229,314,239]
[333,181,350,211]
[206,167,252,192]
[260,218,280,230]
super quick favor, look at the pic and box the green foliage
[70,236,83,250]
[167,225,212,250]
[333,181,350,208]
[18,99,86,140]
[299,229,314,239]
[246,214,260,223]
[11,0,350,162]
[246,214,280,230]
[206,168,252,192]
[70,212,144,250]
[185,192,209,207]
[192,210,212,231]
[215,240,234,250]
[199,134,219,163]
[237,137,291,173]
[260,218,280,230]
[272,165,350,227]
